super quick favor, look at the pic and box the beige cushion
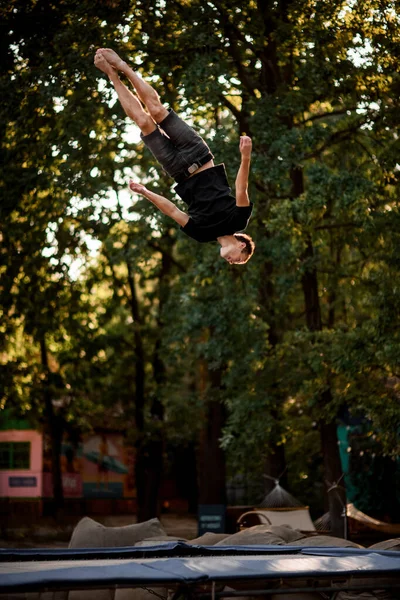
[188,532,231,545]
[69,516,166,548]
[214,525,286,546]
[368,538,400,551]
[134,535,187,547]
[290,535,363,548]
[255,508,316,531]
[268,525,306,543]
[67,519,168,600]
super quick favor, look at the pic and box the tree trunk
[197,364,226,505]
[259,256,288,495]
[176,443,198,513]
[320,415,347,537]
[293,168,346,538]
[127,246,174,521]
[135,333,165,522]
[135,432,163,521]
[40,336,64,515]
[126,263,148,521]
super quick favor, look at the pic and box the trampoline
[1,542,400,598]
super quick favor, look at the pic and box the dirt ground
[0,513,198,548]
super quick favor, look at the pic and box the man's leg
[95,49,213,180]
[97,48,168,124]
[94,52,156,136]
[95,51,187,180]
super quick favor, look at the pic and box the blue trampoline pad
[0,546,400,594]
[0,545,400,594]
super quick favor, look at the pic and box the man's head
[219,233,255,264]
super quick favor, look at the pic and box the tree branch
[314,222,358,231]
[208,0,252,48]
[304,120,371,160]
[147,239,186,273]
[209,1,258,97]
[219,94,250,134]
[297,107,358,126]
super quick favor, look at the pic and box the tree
[91,185,185,520]
[1,0,134,509]
[120,0,400,531]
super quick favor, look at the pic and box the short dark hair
[233,233,255,264]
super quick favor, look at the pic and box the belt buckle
[188,163,199,174]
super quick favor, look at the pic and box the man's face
[220,242,245,264]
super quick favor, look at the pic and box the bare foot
[97,48,127,71]
[94,51,115,77]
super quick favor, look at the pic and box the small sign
[198,504,226,536]
[9,476,37,488]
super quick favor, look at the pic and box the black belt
[174,153,213,184]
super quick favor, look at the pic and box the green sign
[198,504,226,536]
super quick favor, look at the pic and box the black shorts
[141,110,214,183]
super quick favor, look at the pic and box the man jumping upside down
[94,48,255,265]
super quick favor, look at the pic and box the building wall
[0,430,42,497]
[42,432,136,500]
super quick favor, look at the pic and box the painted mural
[43,432,135,499]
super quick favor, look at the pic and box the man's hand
[129,181,189,227]
[239,136,252,159]
[129,181,147,195]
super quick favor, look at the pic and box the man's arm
[235,136,252,207]
[129,181,189,227]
